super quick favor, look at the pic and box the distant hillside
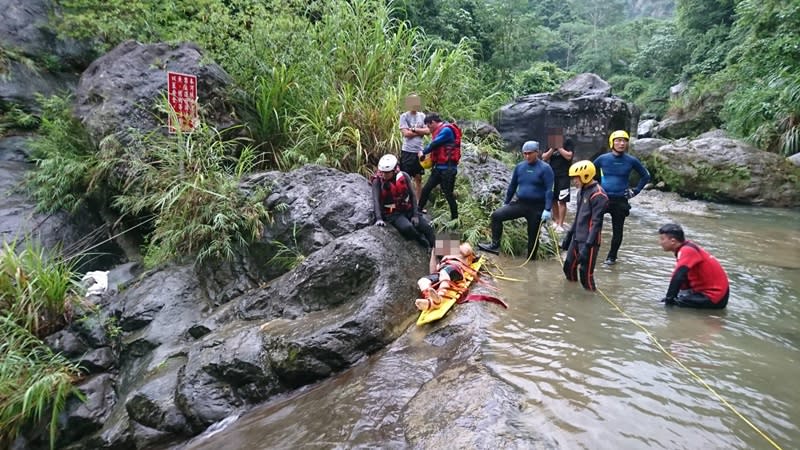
[628,0,674,18]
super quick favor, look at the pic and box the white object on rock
[82,271,109,296]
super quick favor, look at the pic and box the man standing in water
[657,223,729,309]
[478,141,553,258]
[543,137,575,232]
[398,94,429,201]
[593,130,650,265]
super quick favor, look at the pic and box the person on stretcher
[415,240,476,311]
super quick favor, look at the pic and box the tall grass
[26,94,106,214]
[244,0,506,176]
[0,240,84,449]
[110,109,273,266]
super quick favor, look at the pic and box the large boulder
[73,40,236,146]
[636,136,800,206]
[196,165,374,305]
[0,0,93,111]
[50,166,430,449]
[494,73,638,161]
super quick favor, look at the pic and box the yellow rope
[596,288,784,450]
[510,220,545,268]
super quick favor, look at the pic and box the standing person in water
[592,130,651,265]
[542,138,575,232]
[478,141,553,258]
[657,223,729,309]
[561,160,608,291]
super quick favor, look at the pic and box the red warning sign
[167,71,198,132]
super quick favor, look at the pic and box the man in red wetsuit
[657,223,729,309]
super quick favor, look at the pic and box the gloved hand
[578,246,590,264]
[541,210,552,222]
[625,188,636,199]
[560,237,570,251]
[375,220,385,227]
[411,215,419,226]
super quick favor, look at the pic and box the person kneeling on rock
[415,241,476,311]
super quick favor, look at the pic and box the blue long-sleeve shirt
[422,125,455,155]
[593,152,651,198]
[505,160,554,210]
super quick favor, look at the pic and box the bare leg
[557,200,568,226]
[413,174,422,203]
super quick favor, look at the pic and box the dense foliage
[0,241,84,448]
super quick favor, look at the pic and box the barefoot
[415,298,431,311]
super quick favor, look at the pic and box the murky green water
[182,193,799,449]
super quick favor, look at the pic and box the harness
[373,170,412,214]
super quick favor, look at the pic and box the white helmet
[378,154,398,172]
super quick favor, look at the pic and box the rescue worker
[371,154,435,248]
[417,113,461,220]
[561,161,608,291]
[478,141,554,258]
[657,223,730,309]
[593,130,651,265]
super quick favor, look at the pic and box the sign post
[167,71,198,133]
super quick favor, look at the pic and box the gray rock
[630,138,669,159]
[495,73,637,161]
[0,152,122,268]
[637,119,659,138]
[0,0,93,111]
[44,329,88,358]
[641,137,800,206]
[557,73,612,97]
[73,40,236,147]
[58,374,117,445]
[125,356,191,434]
[656,113,720,140]
[0,135,33,161]
[78,347,117,374]
[789,152,800,167]
[198,165,374,305]
[177,324,275,429]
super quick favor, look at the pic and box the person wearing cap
[561,160,608,291]
[543,138,575,232]
[593,130,651,265]
[657,223,729,309]
[371,154,435,249]
[478,141,554,257]
[398,94,429,201]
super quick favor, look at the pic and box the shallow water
[486,195,800,449]
[183,193,800,449]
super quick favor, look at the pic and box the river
[181,191,800,450]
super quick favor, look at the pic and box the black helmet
[658,223,684,241]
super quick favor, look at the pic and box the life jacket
[372,170,413,214]
[430,122,462,165]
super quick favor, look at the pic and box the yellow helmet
[568,160,596,184]
[608,130,630,149]
[420,154,434,170]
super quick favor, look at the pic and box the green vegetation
[0,240,84,449]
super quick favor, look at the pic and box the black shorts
[423,264,464,284]
[401,151,424,177]
[553,177,571,203]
